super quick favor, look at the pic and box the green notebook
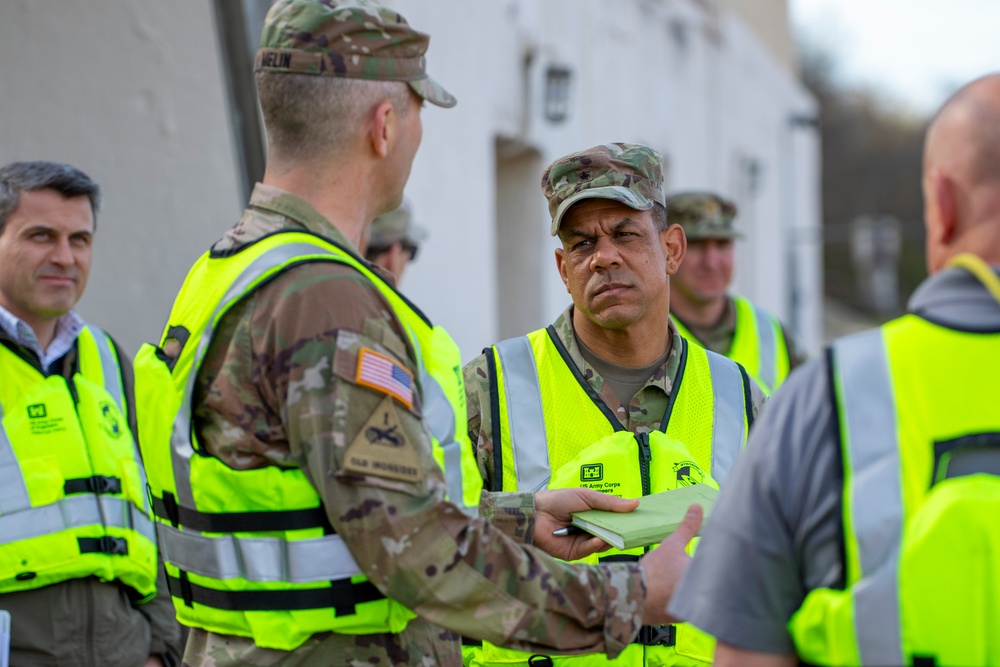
[570,484,718,550]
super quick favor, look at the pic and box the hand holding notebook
[570,484,719,550]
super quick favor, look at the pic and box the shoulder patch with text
[356,347,413,408]
[343,395,424,483]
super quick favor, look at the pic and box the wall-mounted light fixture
[544,65,573,123]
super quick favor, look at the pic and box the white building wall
[0,0,820,361]
[398,0,822,358]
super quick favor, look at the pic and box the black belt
[635,624,676,646]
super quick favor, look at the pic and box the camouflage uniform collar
[248,183,356,249]
[551,306,682,405]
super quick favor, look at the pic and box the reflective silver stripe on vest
[705,351,746,486]
[88,326,150,512]
[422,371,478,517]
[494,336,551,492]
[170,242,341,508]
[0,401,32,514]
[834,328,903,665]
[156,523,364,583]
[752,305,777,390]
[0,493,156,545]
[88,326,124,410]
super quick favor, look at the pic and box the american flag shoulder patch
[355,348,414,409]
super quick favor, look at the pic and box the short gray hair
[0,161,101,235]
[256,72,413,163]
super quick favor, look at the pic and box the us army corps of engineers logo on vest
[27,402,67,436]
[578,463,623,494]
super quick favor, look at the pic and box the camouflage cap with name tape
[542,142,665,236]
[664,191,744,240]
[255,0,456,108]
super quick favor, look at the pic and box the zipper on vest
[66,375,80,404]
[66,376,110,539]
[636,432,652,497]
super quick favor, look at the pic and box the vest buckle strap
[635,624,676,646]
[78,536,129,556]
[151,494,334,534]
[166,573,385,612]
[64,476,122,495]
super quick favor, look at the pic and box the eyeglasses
[402,242,419,261]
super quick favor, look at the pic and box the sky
[790,0,1000,114]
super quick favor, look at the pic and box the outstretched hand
[533,487,639,561]
[639,503,704,626]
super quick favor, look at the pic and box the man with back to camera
[463,143,765,667]
[669,72,1000,666]
[0,161,181,666]
[363,200,425,283]
[666,192,805,395]
[132,2,707,665]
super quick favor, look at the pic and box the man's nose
[590,238,622,270]
[49,237,75,266]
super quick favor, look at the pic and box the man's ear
[555,247,571,293]
[369,99,395,158]
[931,169,958,245]
[663,224,687,274]
[925,167,959,273]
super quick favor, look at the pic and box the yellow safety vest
[0,326,157,600]
[789,255,1000,666]
[134,230,483,651]
[469,326,753,667]
[674,296,790,395]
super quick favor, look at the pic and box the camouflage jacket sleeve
[463,351,497,491]
[248,263,646,657]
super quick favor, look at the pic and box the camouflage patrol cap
[368,200,426,249]
[664,192,744,240]
[542,143,665,236]
[255,0,456,108]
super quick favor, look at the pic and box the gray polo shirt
[668,265,1000,654]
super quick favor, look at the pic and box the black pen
[552,526,583,536]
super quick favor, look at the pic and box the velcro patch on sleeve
[356,347,414,409]
[343,395,425,483]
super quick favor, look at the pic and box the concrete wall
[0,0,243,353]
[0,0,820,362]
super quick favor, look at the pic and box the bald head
[923,73,1000,272]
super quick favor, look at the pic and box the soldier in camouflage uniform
[666,192,806,395]
[160,3,702,666]
[464,144,765,666]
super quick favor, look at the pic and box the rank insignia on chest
[356,347,414,409]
